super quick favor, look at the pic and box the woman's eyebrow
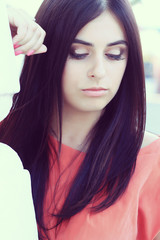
[73,39,128,47]
[73,39,93,46]
[107,40,128,47]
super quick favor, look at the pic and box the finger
[13,22,46,51]
[14,44,47,56]
[32,45,47,55]
[10,9,38,45]
[23,45,47,56]
[21,25,45,49]
[24,33,46,55]
[13,27,46,55]
[12,23,28,45]
[8,7,30,44]
[16,22,41,46]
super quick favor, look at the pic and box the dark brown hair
[0,0,145,238]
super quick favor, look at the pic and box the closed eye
[105,48,127,61]
[69,52,89,60]
[106,53,125,61]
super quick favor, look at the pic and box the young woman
[0,2,46,239]
[1,0,160,239]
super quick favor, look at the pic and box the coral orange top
[41,137,160,240]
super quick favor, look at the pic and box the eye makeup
[69,45,89,60]
[105,47,127,61]
[68,42,128,61]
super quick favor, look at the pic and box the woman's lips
[82,88,108,97]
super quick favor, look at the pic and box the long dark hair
[0,0,145,238]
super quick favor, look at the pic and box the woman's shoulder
[136,131,160,174]
[134,132,160,188]
[0,143,23,174]
[136,133,160,240]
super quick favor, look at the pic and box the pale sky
[132,0,160,28]
[7,0,43,17]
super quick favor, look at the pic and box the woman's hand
[7,5,47,56]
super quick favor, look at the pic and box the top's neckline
[50,135,160,156]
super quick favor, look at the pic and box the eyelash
[69,52,89,60]
[69,51,125,61]
[105,53,125,61]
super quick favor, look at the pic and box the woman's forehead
[75,11,126,45]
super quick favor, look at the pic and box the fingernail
[27,50,35,56]
[15,51,23,56]
[13,43,21,49]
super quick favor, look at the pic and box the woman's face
[62,11,128,114]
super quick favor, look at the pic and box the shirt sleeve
[137,153,160,240]
[0,143,38,240]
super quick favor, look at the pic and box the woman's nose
[87,57,106,80]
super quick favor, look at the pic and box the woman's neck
[52,109,102,150]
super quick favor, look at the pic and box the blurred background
[131,0,160,135]
[6,0,160,135]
